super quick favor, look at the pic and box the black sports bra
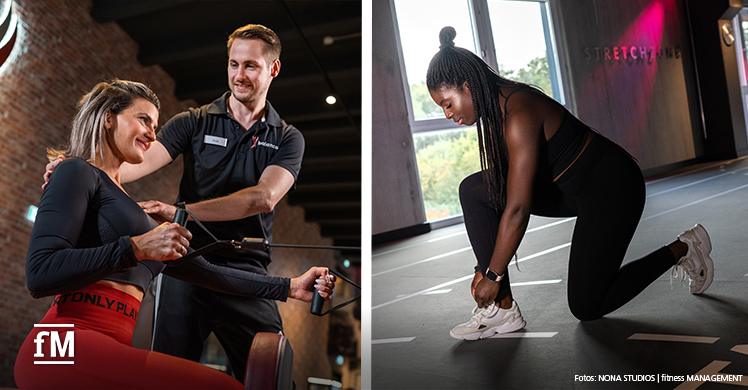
[502,87,590,179]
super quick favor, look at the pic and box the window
[735,10,748,141]
[393,0,478,123]
[393,0,565,222]
[488,0,564,101]
[413,128,480,220]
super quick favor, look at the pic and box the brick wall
[0,0,335,386]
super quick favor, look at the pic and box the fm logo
[33,324,75,365]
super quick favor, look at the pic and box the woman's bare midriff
[95,280,144,302]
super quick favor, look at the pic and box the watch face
[486,270,499,281]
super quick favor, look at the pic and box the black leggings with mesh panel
[459,133,676,320]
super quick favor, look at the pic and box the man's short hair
[227,24,282,62]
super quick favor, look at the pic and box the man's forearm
[181,165,295,222]
[186,186,275,221]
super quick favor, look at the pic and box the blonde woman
[14,80,333,389]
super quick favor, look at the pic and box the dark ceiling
[90,0,361,253]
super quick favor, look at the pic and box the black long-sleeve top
[26,158,290,300]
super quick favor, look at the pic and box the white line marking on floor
[732,345,748,356]
[427,230,465,243]
[372,337,416,345]
[647,156,747,185]
[374,275,563,310]
[373,275,473,310]
[373,247,472,277]
[422,289,452,295]
[425,217,575,244]
[647,166,748,198]
[375,240,571,278]
[488,332,558,339]
[396,282,555,298]
[643,183,748,220]
[516,243,571,264]
[376,217,573,257]
[373,227,466,257]
[525,218,575,233]
[628,333,719,344]
[511,279,562,286]
[373,243,426,258]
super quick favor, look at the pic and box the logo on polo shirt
[250,135,279,150]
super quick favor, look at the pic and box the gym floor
[372,158,748,389]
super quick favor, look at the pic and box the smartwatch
[485,268,504,282]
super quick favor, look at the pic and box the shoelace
[469,304,497,325]
[669,264,689,289]
[669,254,694,289]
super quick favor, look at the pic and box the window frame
[390,0,573,222]
[392,0,570,132]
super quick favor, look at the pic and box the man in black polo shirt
[115,24,301,379]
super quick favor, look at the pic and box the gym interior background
[0,0,361,388]
[373,0,748,388]
[374,0,748,237]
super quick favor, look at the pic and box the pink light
[578,0,673,152]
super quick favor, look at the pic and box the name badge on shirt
[204,135,228,147]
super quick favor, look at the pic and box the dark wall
[557,0,703,170]
[686,0,748,159]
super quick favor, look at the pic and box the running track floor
[372,158,748,389]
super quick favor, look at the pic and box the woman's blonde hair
[48,79,160,162]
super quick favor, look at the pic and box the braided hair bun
[439,26,456,49]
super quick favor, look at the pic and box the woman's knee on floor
[567,293,605,321]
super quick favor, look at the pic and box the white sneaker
[449,301,526,340]
[673,224,714,294]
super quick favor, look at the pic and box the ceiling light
[325,95,337,105]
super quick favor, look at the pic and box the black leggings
[459,133,677,320]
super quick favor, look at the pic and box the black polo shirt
[157,92,304,269]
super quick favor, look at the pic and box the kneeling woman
[14,80,334,389]
[426,27,714,340]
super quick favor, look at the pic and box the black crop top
[503,87,590,179]
[26,158,290,300]
[544,110,590,179]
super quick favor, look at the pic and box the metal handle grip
[173,203,188,226]
[310,291,325,316]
